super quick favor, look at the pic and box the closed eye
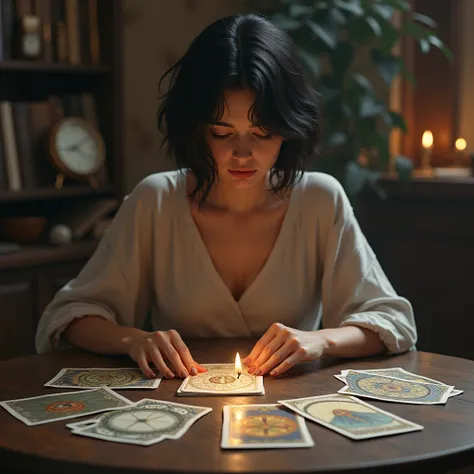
[210,131,233,140]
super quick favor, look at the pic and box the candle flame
[235,352,242,375]
[455,138,467,151]
[422,130,433,148]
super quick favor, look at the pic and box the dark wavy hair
[157,13,321,206]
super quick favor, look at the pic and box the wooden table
[0,339,474,474]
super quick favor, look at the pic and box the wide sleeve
[35,179,156,353]
[319,182,417,354]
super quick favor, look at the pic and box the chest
[191,206,288,301]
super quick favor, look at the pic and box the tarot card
[339,370,454,404]
[73,399,212,446]
[278,394,423,440]
[221,404,314,449]
[336,368,463,398]
[0,387,133,426]
[66,418,100,430]
[177,364,264,396]
[44,367,161,389]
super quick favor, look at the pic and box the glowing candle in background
[421,130,434,170]
[455,138,467,166]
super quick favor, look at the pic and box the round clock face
[54,119,104,176]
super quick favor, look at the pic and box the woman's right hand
[125,329,207,379]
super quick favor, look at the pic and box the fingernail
[254,369,262,376]
[181,370,189,378]
[190,367,197,376]
[270,370,277,376]
[248,366,255,374]
[166,371,174,379]
[149,372,156,378]
[243,358,250,365]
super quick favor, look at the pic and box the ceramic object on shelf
[0,217,47,244]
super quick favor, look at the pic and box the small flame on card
[235,352,242,378]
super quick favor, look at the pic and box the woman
[36,13,416,380]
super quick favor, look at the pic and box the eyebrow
[210,121,263,128]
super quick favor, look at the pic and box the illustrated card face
[335,368,463,398]
[339,370,453,404]
[278,394,423,440]
[44,367,161,389]
[221,404,314,449]
[0,387,133,426]
[177,364,264,396]
[72,399,212,446]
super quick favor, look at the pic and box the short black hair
[157,13,321,206]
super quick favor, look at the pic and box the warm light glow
[455,138,467,151]
[235,352,242,375]
[422,130,434,148]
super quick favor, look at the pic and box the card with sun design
[339,370,454,404]
[44,367,161,389]
[0,387,133,426]
[221,404,314,449]
[177,364,264,396]
[278,394,424,440]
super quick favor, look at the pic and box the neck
[205,176,270,213]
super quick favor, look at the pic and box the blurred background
[0,0,473,363]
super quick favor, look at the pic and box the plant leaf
[329,41,354,78]
[412,12,437,29]
[334,0,363,16]
[327,131,348,147]
[386,111,407,132]
[359,93,385,118]
[370,49,401,84]
[271,13,301,30]
[289,4,314,18]
[298,48,322,79]
[395,155,413,182]
[403,20,433,39]
[372,4,394,20]
[351,72,373,91]
[344,161,381,196]
[373,132,390,168]
[366,16,382,37]
[428,35,454,60]
[381,0,410,12]
[306,20,337,49]
[419,38,430,53]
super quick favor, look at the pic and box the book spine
[0,101,22,191]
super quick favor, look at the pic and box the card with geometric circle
[278,394,424,440]
[72,399,212,446]
[221,404,314,449]
[0,387,133,426]
[177,364,264,396]
[338,370,454,404]
[44,367,161,389]
[336,368,463,398]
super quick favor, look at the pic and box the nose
[232,142,252,160]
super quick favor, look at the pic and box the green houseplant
[244,0,452,196]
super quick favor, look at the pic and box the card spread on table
[72,399,212,446]
[335,367,463,398]
[338,370,454,404]
[0,387,133,426]
[177,364,264,396]
[221,404,314,449]
[44,367,161,389]
[278,394,423,440]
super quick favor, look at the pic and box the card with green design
[0,387,133,426]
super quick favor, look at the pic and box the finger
[135,348,155,378]
[244,323,280,365]
[147,344,174,379]
[169,330,201,376]
[255,341,294,376]
[251,331,288,374]
[270,347,308,376]
[157,336,189,378]
[196,364,208,373]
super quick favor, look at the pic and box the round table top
[1,339,474,474]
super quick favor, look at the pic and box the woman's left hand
[242,323,335,376]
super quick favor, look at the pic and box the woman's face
[205,89,284,189]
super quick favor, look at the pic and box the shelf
[0,240,98,271]
[0,61,110,74]
[0,185,116,202]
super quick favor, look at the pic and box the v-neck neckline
[177,169,302,308]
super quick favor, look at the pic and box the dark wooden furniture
[356,175,474,362]
[0,0,123,361]
[0,338,473,474]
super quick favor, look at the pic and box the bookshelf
[0,0,123,360]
